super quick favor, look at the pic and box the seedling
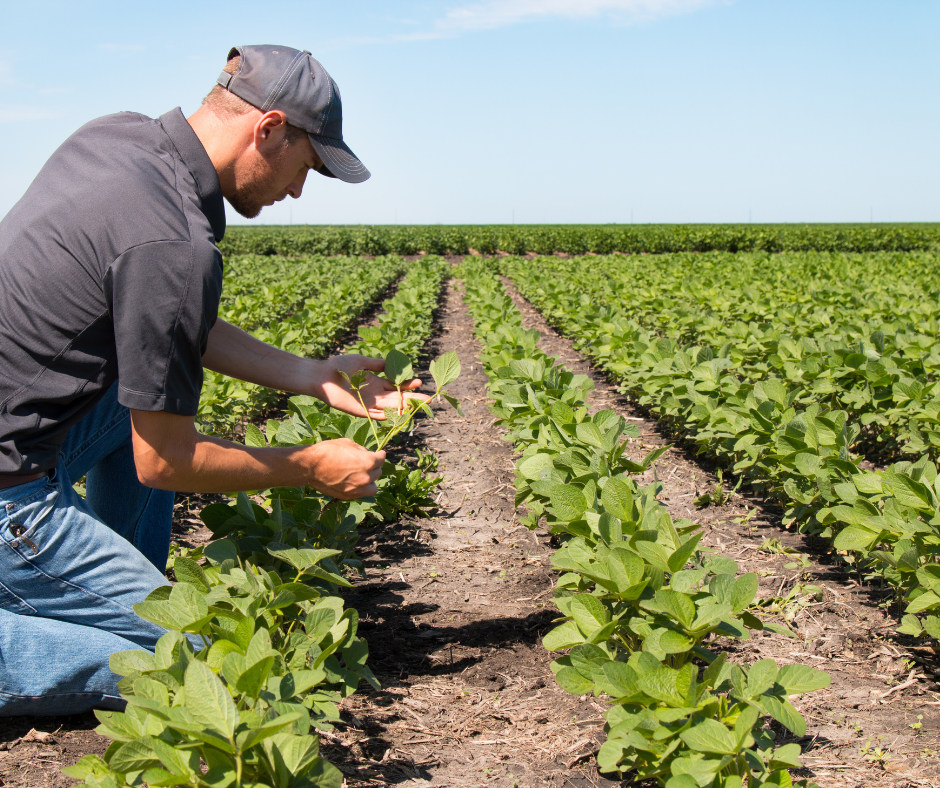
[693,468,740,508]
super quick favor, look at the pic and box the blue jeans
[0,384,175,715]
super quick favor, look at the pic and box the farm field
[5,240,940,788]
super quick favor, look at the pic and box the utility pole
[749,209,751,223]
[512,208,515,225]
[631,207,633,224]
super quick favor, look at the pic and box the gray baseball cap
[216,44,370,184]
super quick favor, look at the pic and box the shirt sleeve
[106,238,223,415]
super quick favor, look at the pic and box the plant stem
[355,387,382,448]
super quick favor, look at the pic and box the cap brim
[308,134,371,184]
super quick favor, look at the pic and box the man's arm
[130,409,385,496]
[203,319,428,418]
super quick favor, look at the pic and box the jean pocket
[0,484,59,555]
[0,578,38,615]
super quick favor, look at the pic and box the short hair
[203,54,306,145]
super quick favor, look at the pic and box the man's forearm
[133,423,316,492]
[203,318,328,396]
[130,409,385,497]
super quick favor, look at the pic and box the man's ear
[253,111,289,153]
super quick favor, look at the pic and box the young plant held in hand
[341,349,462,451]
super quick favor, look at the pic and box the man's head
[193,45,369,219]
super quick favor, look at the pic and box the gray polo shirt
[0,108,225,474]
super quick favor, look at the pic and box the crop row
[510,253,940,463]
[66,262,457,788]
[503,256,940,644]
[459,260,828,788]
[218,223,940,259]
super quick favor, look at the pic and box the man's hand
[319,354,430,419]
[303,438,386,499]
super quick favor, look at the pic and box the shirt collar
[159,107,226,243]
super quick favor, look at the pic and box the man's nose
[287,169,308,199]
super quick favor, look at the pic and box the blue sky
[1,0,937,226]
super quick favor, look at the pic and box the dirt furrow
[501,276,940,788]
[324,278,618,787]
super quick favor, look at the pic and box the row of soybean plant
[458,259,828,788]
[65,259,460,788]
[218,223,940,259]
[504,254,940,643]
[548,251,940,463]
[199,254,406,437]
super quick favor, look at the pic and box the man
[0,45,422,715]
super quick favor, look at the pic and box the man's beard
[226,149,285,219]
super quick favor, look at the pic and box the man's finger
[400,378,424,391]
[358,357,386,372]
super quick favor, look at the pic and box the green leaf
[236,656,275,698]
[184,660,237,740]
[569,594,610,635]
[109,738,161,773]
[61,755,114,780]
[647,589,695,629]
[747,659,778,696]
[832,524,878,552]
[207,640,242,671]
[173,556,210,592]
[245,424,267,448]
[519,452,554,480]
[237,712,302,751]
[769,742,804,770]
[679,718,739,755]
[762,694,806,737]
[601,476,634,521]
[887,473,934,511]
[730,573,759,612]
[555,666,595,695]
[441,392,464,416]
[548,484,588,522]
[429,351,461,388]
[543,621,585,651]
[853,472,883,495]
[384,349,414,386]
[897,614,924,637]
[638,666,689,706]
[109,649,155,677]
[776,663,831,694]
[576,422,604,449]
[203,538,238,565]
[906,591,940,615]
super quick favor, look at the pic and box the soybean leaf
[429,351,461,388]
[244,424,267,448]
[776,663,831,694]
[549,484,588,522]
[384,349,414,386]
[184,660,237,739]
[441,392,464,416]
[680,718,738,755]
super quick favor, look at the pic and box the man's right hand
[302,438,386,499]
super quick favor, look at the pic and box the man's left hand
[320,354,430,419]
